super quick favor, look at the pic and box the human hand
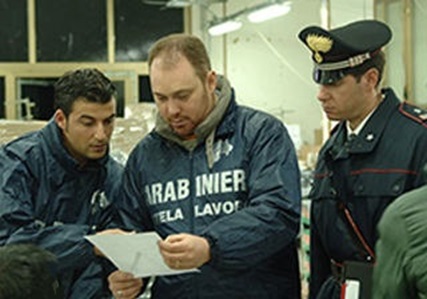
[108,270,143,299]
[158,233,211,269]
[93,229,134,257]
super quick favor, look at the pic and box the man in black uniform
[298,20,427,299]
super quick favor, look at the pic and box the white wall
[379,0,406,100]
[330,0,374,27]
[375,0,427,104]
[413,0,427,104]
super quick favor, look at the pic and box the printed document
[85,231,199,278]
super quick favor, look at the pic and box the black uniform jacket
[308,88,427,298]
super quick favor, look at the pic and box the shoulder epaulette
[399,102,427,128]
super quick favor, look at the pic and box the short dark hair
[148,34,211,83]
[0,243,62,299]
[346,51,386,87]
[54,68,116,117]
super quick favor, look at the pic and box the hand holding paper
[108,271,143,299]
[158,233,211,270]
[85,231,199,278]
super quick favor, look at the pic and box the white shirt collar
[346,107,377,137]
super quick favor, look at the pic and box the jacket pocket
[351,171,410,198]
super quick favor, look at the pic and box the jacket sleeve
[115,150,154,232]
[308,209,333,299]
[0,155,97,274]
[202,118,301,270]
[372,194,412,299]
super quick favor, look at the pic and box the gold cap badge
[306,34,333,63]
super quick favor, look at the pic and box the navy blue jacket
[118,92,302,298]
[0,120,123,299]
[308,88,427,298]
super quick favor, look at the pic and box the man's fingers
[109,270,135,283]
[113,280,143,299]
[109,271,143,299]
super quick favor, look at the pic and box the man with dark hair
[0,243,62,299]
[108,33,302,299]
[0,68,124,298]
[298,20,427,299]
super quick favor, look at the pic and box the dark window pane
[19,78,56,120]
[0,77,5,118]
[112,80,125,117]
[36,0,107,62]
[115,0,184,61]
[139,75,154,103]
[0,0,27,61]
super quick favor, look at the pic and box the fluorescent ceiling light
[247,2,292,23]
[208,20,242,36]
[166,0,191,8]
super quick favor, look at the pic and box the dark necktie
[346,133,357,147]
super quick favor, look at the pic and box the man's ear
[364,68,380,88]
[206,70,217,94]
[54,109,66,131]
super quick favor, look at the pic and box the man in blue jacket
[0,68,124,298]
[108,34,302,299]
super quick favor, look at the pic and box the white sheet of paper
[85,232,199,278]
